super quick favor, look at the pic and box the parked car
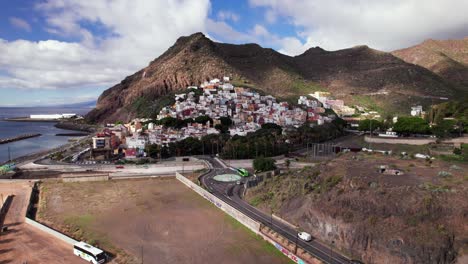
[298,232,312,242]
[115,165,124,169]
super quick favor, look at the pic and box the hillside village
[90,77,366,159]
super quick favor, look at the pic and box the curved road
[199,156,351,264]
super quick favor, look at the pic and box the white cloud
[9,17,32,32]
[264,9,277,24]
[206,19,254,43]
[252,24,269,37]
[278,37,310,56]
[250,0,468,51]
[217,10,240,22]
[0,0,210,90]
[207,20,311,56]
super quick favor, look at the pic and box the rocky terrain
[392,38,468,88]
[87,32,460,123]
[246,153,468,264]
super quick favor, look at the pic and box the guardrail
[176,171,309,264]
[176,172,261,233]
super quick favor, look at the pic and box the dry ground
[246,152,468,263]
[0,181,84,264]
[37,178,291,264]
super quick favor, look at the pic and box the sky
[0,0,467,107]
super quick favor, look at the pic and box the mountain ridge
[87,32,461,123]
[392,37,468,88]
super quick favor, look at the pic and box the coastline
[54,121,97,133]
[4,117,60,122]
[0,134,93,166]
[0,120,95,165]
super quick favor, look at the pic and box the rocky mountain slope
[392,38,468,88]
[246,153,468,263]
[87,33,460,123]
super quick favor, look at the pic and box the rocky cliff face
[246,154,467,263]
[392,38,468,89]
[87,32,460,123]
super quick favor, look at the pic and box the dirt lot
[37,178,291,264]
[0,181,84,264]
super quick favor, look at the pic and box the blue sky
[0,0,467,107]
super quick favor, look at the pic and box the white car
[298,232,312,242]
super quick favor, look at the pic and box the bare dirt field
[37,178,291,264]
[0,181,84,264]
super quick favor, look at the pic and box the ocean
[0,107,92,163]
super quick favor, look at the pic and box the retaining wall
[0,195,13,228]
[25,217,78,246]
[364,136,435,145]
[176,172,311,263]
[176,172,261,234]
[61,173,109,182]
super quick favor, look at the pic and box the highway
[199,156,351,264]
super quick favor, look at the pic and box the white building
[126,136,147,150]
[30,113,77,119]
[411,106,423,117]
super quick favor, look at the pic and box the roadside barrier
[176,172,261,233]
[176,172,309,264]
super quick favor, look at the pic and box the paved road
[199,156,351,264]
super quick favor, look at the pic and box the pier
[0,134,41,144]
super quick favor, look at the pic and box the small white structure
[223,76,230,82]
[30,113,76,119]
[415,153,430,159]
[411,106,423,117]
[378,131,398,138]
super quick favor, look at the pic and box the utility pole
[369,119,373,150]
[141,244,144,264]
[270,208,274,227]
[329,240,335,264]
[294,228,299,254]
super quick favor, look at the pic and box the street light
[270,208,274,227]
[329,240,335,263]
[294,227,299,254]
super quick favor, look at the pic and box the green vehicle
[236,168,249,177]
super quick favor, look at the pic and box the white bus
[73,241,107,264]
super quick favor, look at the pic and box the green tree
[195,115,213,125]
[157,117,178,127]
[358,119,382,132]
[145,144,160,158]
[432,119,456,138]
[261,123,282,131]
[393,117,430,135]
[219,116,233,127]
[253,157,276,172]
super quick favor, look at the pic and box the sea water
[0,107,91,163]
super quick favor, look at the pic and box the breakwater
[0,133,41,144]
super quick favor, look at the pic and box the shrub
[253,157,276,172]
